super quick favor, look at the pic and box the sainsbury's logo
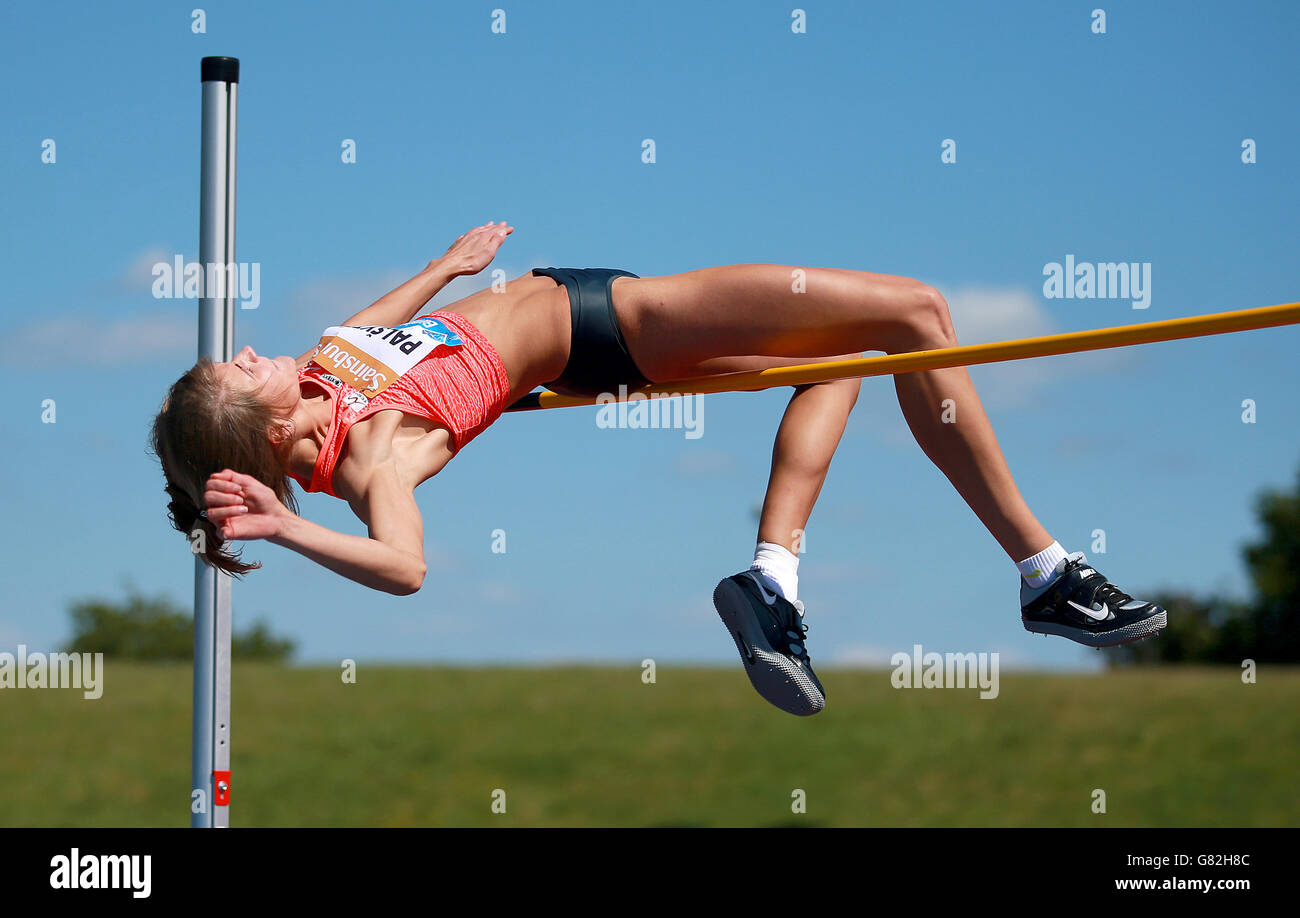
[317,343,390,392]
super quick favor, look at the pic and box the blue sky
[1,0,1297,670]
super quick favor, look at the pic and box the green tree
[64,589,295,661]
[1242,470,1300,661]
[1111,466,1300,665]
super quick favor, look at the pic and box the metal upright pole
[194,55,238,828]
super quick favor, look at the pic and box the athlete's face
[215,346,300,414]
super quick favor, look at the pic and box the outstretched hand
[442,221,513,277]
[203,470,292,542]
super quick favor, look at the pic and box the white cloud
[943,286,1060,407]
[915,285,1132,408]
[826,643,1036,671]
[114,247,176,294]
[840,284,1072,435]
[825,643,895,668]
[285,271,412,327]
[2,312,193,367]
[283,257,547,334]
[945,285,1056,345]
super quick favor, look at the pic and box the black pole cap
[201,56,240,83]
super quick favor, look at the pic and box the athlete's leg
[759,378,862,553]
[673,353,861,556]
[616,265,1052,560]
[646,268,1167,685]
[688,351,860,717]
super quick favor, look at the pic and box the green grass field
[4,663,1297,826]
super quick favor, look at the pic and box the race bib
[308,317,463,397]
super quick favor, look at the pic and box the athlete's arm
[204,469,427,595]
[340,222,513,330]
[341,259,459,331]
[270,512,426,595]
[336,457,428,592]
[292,222,512,367]
[289,260,458,368]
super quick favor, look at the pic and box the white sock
[1016,540,1069,588]
[751,541,799,602]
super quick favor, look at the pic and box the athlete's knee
[889,281,957,352]
[917,284,958,347]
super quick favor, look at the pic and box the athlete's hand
[440,221,513,277]
[203,470,293,542]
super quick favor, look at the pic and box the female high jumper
[151,222,1166,716]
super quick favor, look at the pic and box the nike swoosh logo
[734,631,755,664]
[746,572,779,605]
[1068,599,1110,621]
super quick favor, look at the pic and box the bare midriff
[326,271,578,495]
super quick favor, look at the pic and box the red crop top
[289,311,510,498]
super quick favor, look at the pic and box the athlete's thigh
[616,264,923,381]
[649,352,864,386]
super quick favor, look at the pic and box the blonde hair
[149,358,299,576]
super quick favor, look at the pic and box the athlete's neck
[284,389,334,483]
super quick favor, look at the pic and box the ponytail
[150,358,299,577]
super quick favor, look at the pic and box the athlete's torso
[437,271,573,401]
[302,273,572,499]
[317,384,456,498]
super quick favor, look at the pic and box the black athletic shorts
[532,267,650,396]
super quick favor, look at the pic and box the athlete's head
[211,346,302,415]
[150,346,301,575]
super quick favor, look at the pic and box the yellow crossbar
[505,301,1300,412]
